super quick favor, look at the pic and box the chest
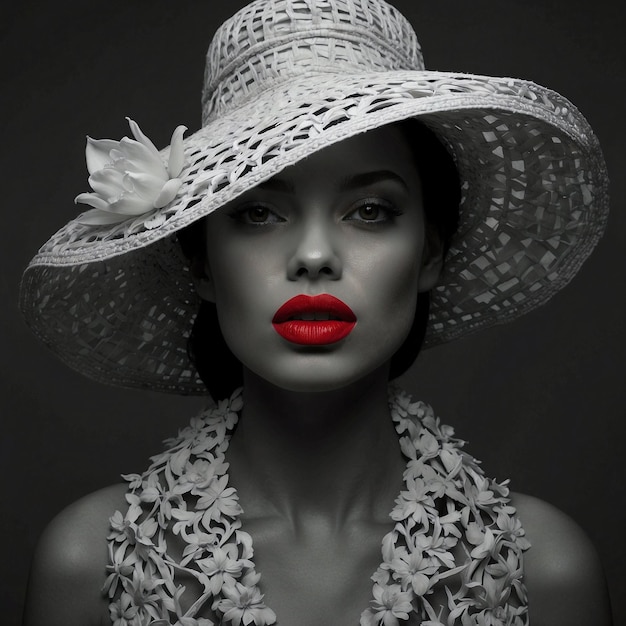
[242,517,389,625]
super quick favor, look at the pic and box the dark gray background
[2,1,624,624]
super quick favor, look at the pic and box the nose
[286,217,342,281]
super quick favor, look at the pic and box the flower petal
[411,572,430,596]
[119,137,167,179]
[88,167,127,198]
[107,192,154,216]
[74,192,109,211]
[154,178,182,208]
[126,117,159,153]
[76,208,128,225]
[102,150,127,172]
[167,125,188,178]
[85,137,117,174]
[124,172,166,202]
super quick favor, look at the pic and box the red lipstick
[272,294,357,345]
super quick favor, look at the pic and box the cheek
[378,260,420,343]
[357,228,423,304]
[351,235,423,348]
[206,242,282,355]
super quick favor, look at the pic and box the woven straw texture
[20,0,609,394]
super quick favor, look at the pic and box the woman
[20,0,613,624]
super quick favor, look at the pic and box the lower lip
[272,320,356,345]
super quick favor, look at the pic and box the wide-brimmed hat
[20,0,609,395]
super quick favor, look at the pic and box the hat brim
[20,69,609,394]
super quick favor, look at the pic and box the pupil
[360,205,378,220]
[250,207,268,222]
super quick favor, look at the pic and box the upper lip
[272,294,356,323]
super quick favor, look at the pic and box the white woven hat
[20,0,609,394]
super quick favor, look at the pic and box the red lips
[272,294,357,345]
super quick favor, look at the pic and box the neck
[226,367,405,528]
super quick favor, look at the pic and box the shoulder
[510,491,613,626]
[23,483,128,626]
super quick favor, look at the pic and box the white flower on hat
[75,117,187,227]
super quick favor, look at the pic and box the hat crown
[201,0,424,124]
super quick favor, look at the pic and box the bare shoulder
[510,491,613,626]
[23,483,128,626]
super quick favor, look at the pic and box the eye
[344,200,402,224]
[230,203,285,226]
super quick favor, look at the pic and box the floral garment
[104,387,530,625]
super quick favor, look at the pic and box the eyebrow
[339,170,409,192]
[257,169,409,193]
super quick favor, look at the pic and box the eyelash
[228,199,403,226]
[343,200,403,224]
[229,204,285,226]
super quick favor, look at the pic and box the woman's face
[197,124,442,392]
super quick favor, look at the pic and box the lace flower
[75,118,186,228]
[197,475,243,522]
[197,545,253,595]
[361,583,413,626]
[110,591,139,626]
[216,580,277,626]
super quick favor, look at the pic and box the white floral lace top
[104,387,530,625]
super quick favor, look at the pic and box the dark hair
[178,119,460,399]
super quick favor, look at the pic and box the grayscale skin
[22,126,612,626]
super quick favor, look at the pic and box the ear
[417,226,445,293]
[190,255,216,303]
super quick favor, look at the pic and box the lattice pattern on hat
[33,71,604,259]
[423,110,601,341]
[202,0,423,122]
[21,242,201,392]
[20,0,609,394]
